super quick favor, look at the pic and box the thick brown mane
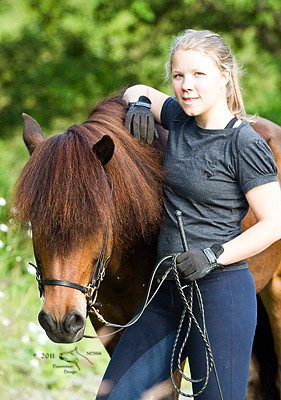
[11,94,163,255]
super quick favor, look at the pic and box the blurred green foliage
[0,0,281,137]
[1,0,281,397]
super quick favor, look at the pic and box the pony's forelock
[11,94,163,255]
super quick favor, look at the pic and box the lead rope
[169,255,223,399]
[85,252,223,398]
[84,211,224,399]
[171,210,224,399]
[84,255,174,338]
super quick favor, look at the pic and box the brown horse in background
[11,94,281,399]
[244,117,281,400]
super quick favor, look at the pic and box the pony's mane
[11,94,164,255]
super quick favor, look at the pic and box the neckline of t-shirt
[195,119,246,134]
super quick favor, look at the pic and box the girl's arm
[218,181,281,265]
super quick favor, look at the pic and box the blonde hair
[166,29,250,121]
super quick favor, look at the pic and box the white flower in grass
[0,198,6,206]
[16,256,22,262]
[1,318,10,326]
[0,240,4,248]
[30,359,39,368]
[37,332,48,345]
[28,321,41,333]
[21,335,30,343]
[5,245,12,252]
[0,224,8,232]
[0,291,5,299]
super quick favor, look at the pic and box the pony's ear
[22,113,44,155]
[92,135,115,166]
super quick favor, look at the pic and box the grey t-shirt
[156,97,279,278]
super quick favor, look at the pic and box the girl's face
[172,49,230,126]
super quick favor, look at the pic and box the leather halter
[30,230,110,313]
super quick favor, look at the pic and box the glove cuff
[201,245,225,277]
[210,244,224,259]
[128,96,152,109]
[203,248,217,264]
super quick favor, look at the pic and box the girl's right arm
[123,85,169,125]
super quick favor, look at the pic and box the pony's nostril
[38,309,57,332]
[63,311,85,334]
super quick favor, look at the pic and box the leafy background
[1,0,281,398]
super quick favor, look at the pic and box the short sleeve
[236,137,279,194]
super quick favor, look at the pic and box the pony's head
[11,94,163,343]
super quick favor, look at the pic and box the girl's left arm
[218,181,281,265]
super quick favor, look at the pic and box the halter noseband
[30,230,110,313]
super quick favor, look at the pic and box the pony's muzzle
[38,309,85,343]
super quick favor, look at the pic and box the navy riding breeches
[96,268,257,400]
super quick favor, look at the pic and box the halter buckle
[86,285,97,300]
[86,286,98,308]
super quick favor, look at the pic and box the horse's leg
[246,353,262,400]
[246,295,279,400]
[139,364,185,400]
[163,363,186,400]
[172,364,186,398]
[245,217,281,398]
[259,267,281,399]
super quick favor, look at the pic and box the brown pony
[11,94,281,398]
[11,94,164,353]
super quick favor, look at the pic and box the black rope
[84,255,174,336]
[169,255,224,399]
[172,209,224,399]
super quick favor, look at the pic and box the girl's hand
[125,96,158,144]
[176,244,224,281]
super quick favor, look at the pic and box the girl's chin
[181,108,199,117]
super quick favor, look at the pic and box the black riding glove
[125,96,158,144]
[176,244,224,281]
